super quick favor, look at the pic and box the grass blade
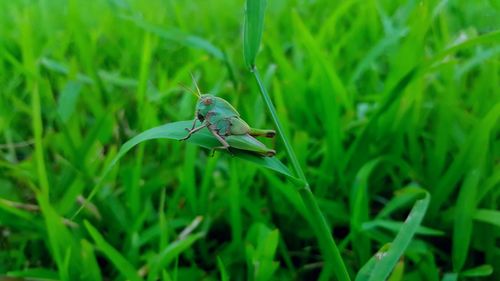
[473,209,500,227]
[73,120,295,219]
[122,15,225,61]
[84,221,141,281]
[452,170,480,272]
[356,191,430,281]
[217,256,230,281]
[148,232,204,281]
[116,121,294,179]
[461,264,493,278]
[244,0,267,69]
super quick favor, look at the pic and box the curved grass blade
[147,232,205,281]
[355,191,431,281]
[244,0,267,69]
[122,15,225,61]
[461,264,493,278]
[473,209,500,227]
[116,121,293,178]
[84,221,141,281]
[73,121,295,218]
[355,244,391,281]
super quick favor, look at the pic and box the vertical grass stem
[252,68,351,281]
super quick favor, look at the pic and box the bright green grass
[1,0,499,280]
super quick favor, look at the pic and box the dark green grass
[0,0,499,280]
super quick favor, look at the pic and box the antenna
[178,83,200,99]
[190,73,202,98]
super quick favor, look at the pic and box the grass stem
[252,68,351,281]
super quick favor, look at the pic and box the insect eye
[202,98,213,105]
[197,113,204,121]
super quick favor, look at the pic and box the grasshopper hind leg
[208,125,231,152]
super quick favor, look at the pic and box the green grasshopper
[180,79,276,157]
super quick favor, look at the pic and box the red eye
[202,98,213,105]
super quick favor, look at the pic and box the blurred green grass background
[0,0,499,280]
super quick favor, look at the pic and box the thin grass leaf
[460,264,493,277]
[217,256,230,281]
[84,221,141,281]
[473,209,500,227]
[441,273,458,281]
[355,244,391,281]
[362,220,445,236]
[57,81,82,123]
[40,57,93,84]
[453,170,480,272]
[430,104,500,217]
[244,0,267,69]
[6,268,59,281]
[351,158,382,263]
[375,186,425,219]
[116,120,293,179]
[350,27,408,83]
[147,232,204,281]
[386,260,404,281]
[356,191,430,281]
[80,239,103,281]
[122,15,225,60]
[73,120,296,219]
[37,194,75,281]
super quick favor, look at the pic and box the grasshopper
[180,79,276,157]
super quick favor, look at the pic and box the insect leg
[185,118,198,132]
[209,127,230,150]
[180,123,207,141]
[248,128,276,138]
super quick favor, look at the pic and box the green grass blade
[148,232,204,281]
[80,239,103,281]
[6,268,59,281]
[362,220,444,236]
[73,120,295,218]
[350,158,382,263]
[244,0,267,69]
[355,244,391,281]
[452,170,480,272]
[57,81,83,124]
[357,191,430,281]
[217,256,230,281]
[84,221,141,281]
[115,121,294,179]
[473,209,500,227]
[122,15,225,61]
[460,264,493,278]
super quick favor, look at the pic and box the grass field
[0,0,499,280]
